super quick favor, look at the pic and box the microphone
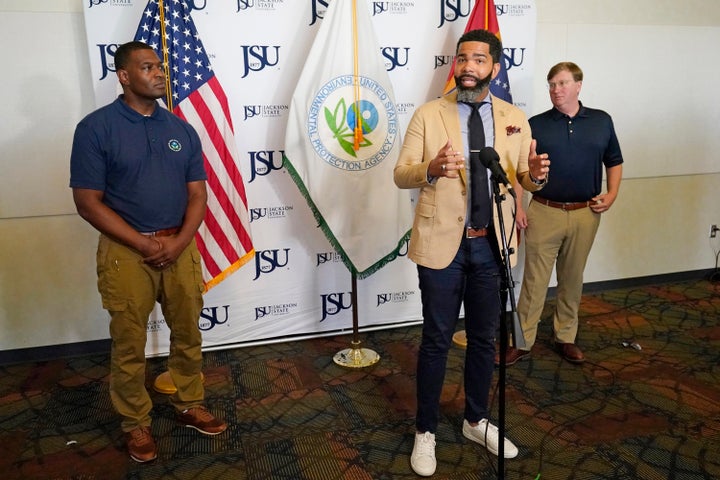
[479,147,516,198]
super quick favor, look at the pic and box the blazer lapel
[491,97,509,159]
[438,93,467,186]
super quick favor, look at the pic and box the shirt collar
[551,100,587,120]
[458,93,493,112]
[114,95,165,123]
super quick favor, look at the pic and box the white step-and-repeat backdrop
[81,0,536,356]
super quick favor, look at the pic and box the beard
[455,71,493,103]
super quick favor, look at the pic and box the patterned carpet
[1,279,719,479]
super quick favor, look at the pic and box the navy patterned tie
[467,102,491,228]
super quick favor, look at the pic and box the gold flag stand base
[333,340,380,368]
[452,330,468,349]
[152,371,205,395]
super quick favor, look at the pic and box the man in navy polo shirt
[70,41,226,463]
[498,61,623,367]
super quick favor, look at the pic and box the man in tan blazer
[394,29,548,477]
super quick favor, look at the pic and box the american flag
[133,0,254,290]
[443,0,513,103]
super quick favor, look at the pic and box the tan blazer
[394,92,543,270]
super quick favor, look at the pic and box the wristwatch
[529,172,547,186]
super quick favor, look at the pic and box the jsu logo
[376,290,415,306]
[244,104,288,120]
[254,306,271,320]
[199,305,230,331]
[237,0,253,10]
[97,43,120,80]
[249,150,284,183]
[504,48,526,71]
[316,252,332,266]
[310,0,330,25]
[496,3,509,15]
[251,205,292,222]
[377,293,392,306]
[88,0,108,6]
[250,208,267,222]
[320,292,352,322]
[241,45,280,78]
[254,302,297,320]
[434,55,454,70]
[254,248,290,280]
[316,251,343,266]
[381,47,410,71]
[373,2,388,15]
[372,1,413,15]
[438,0,472,28]
[244,105,262,120]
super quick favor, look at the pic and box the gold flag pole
[333,272,380,368]
[351,0,363,152]
[158,0,173,111]
[333,0,379,369]
[152,0,204,393]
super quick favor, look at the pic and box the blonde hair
[547,62,583,82]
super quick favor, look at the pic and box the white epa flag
[284,0,413,278]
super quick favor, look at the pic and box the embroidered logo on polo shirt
[168,139,182,152]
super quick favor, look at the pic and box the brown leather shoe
[556,342,585,364]
[177,406,227,435]
[495,347,531,366]
[125,426,157,463]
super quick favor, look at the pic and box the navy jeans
[415,235,502,433]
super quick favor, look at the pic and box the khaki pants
[517,200,600,347]
[96,234,205,432]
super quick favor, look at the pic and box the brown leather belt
[466,227,489,238]
[141,227,180,237]
[533,196,591,211]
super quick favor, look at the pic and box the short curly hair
[456,29,503,65]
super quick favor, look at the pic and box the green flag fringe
[283,153,412,279]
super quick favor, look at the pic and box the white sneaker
[462,419,518,458]
[410,431,436,476]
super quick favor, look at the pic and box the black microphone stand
[490,179,527,480]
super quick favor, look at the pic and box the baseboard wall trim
[0,339,111,366]
[575,269,712,295]
[1,270,712,366]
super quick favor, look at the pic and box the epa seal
[168,139,182,152]
[307,74,397,171]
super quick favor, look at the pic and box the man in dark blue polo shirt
[498,61,623,366]
[70,41,226,463]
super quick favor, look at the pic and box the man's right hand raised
[430,139,465,179]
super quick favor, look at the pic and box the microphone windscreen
[478,146,500,168]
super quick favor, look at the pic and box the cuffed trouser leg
[97,235,206,430]
[517,201,564,348]
[98,235,157,432]
[461,238,501,424]
[415,263,462,434]
[415,236,500,432]
[553,208,600,344]
[159,240,206,411]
